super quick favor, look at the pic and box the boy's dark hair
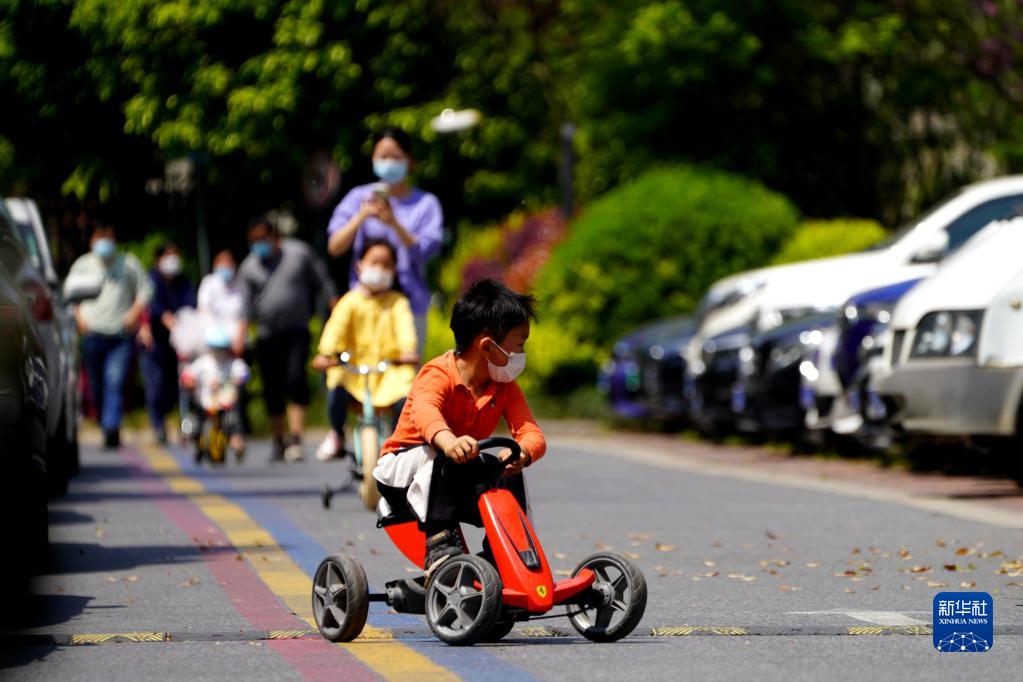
[450,279,538,353]
[359,237,397,264]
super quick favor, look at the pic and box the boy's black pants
[377,455,527,536]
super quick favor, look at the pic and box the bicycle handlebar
[336,352,393,375]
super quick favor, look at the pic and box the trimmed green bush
[771,219,887,265]
[534,164,799,349]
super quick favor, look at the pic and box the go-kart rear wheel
[426,555,502,646]
[483,618,516,642]
[567,552,647,643]
[312,552,369,642]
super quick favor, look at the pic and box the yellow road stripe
[141,446,458,682]
[70,632,167,644]
[847,625,932,635]
[650,626,748,636]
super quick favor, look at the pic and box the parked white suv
[877,216,1023,449]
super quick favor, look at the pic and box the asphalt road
[2,430,1022,681]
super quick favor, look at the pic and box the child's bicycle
[321,352,403,511]
[195,382,243,465]
[312,437,647,646]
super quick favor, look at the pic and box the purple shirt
[327,184,443,315]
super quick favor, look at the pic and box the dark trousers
[255,329,311,416]
[327,386,405,439]
[422,455,528,535]
[139,343,177,433]
[81,333,133,433]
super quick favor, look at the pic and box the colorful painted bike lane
[124,443,537,682]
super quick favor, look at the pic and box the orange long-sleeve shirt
[382,351,547,460]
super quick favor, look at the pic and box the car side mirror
[909,231,949,264]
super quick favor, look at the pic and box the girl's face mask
[359,265,394,292]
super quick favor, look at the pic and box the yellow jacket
[317,289,417,407]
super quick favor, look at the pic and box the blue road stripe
[170,446,538,682]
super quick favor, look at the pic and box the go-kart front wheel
[568,552,647,642]
[426,555,503,646]
[312,552,369,642]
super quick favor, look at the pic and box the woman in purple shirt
[326,128,444,351]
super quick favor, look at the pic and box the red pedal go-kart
[311,437,647,646]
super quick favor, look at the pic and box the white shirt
[197,273,245,328]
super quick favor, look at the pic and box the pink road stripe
[121,448,378,682]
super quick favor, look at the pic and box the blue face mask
[215,265,235,282]
[251,240,273,261]
[373,158,408,185]
[92,238,116,260]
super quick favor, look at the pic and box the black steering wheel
[476,437,521,477]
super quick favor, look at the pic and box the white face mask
[359,266,394,292]
[488,341,526,383]
[158,253,183,277]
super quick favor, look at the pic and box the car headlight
[846,302,893,325]
[910,310,983,359]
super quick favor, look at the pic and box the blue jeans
[81,333,133,433]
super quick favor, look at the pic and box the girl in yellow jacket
[311,239,418,460]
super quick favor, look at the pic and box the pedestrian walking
[197,249,245,338]
[66,223,153,449]
[326,128,443,353]
[138,241,196,444]
[236,216,338,463]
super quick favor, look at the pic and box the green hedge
[529,164,798,393]
[770,219,887,265]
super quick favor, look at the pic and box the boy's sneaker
[315,430,342,461]
[103,429,120,450]
[284,434,304,463]
[425,529,466,577]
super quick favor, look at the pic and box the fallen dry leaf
[898,549,912,559]
[595,542,612,550]
[805,562,820,568]
[936,539,946,548]
[703,572,720,578]
[624,552,641,560]
[181,576,200,587]
[844,588,855,593]
[765,531,781,540]
[955,547,974,557]
[553,552,567,560]
[555,569,572,577]
[655,543,676,552]
[703,560,716,567]
[1005,582,1023,587]
[944,565,960,572]
[95,527,106,539]
[125,575,138,582]
[960,581,977,588]
[779,584,801,592]
[629,532,650,542]
[234,554,244,561]
[910,566,932,574]
[851,548,861,555]
[927,581,948,588]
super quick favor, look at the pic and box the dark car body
[5,197,79,493]
[0,207,50,597]
[685,324,754,433]
[826,278,922,442]
[732,313,838,434]
[599,316,695,421]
